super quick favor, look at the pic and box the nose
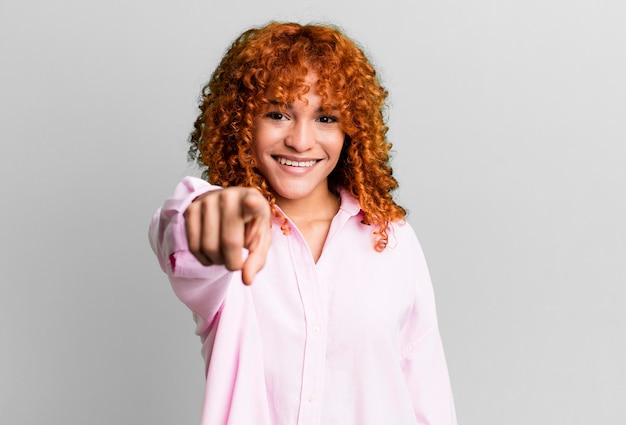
[285,120,315,152]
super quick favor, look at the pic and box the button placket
[288,233,326,424]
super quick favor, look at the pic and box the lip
[272,155,321,168]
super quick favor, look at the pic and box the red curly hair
[188,22,406,251]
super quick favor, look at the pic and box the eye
[318,115,339,123]
[265,111,287,120]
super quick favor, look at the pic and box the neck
[276,188,341,264]
[276,190,340,223]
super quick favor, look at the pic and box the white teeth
[277,157,317,167]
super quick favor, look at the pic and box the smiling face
[252,73,345,209]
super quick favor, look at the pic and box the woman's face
[252,73,345,207]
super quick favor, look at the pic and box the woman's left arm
[398,226,458,425]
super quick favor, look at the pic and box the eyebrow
[269,99,290,108]
[268,99,338,112]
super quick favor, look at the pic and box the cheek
[330,132,346,157]
[252,125,277,152]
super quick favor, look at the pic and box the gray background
[1,1,624,424]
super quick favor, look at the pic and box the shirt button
[312,325,321,335]
[307,394,316,402]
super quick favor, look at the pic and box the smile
[275,157,318,168]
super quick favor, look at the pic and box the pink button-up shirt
[149,177,457,425]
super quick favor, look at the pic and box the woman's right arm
[149,176,271,337]
[149,176,229,337]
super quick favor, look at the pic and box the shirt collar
[337,187,362,217]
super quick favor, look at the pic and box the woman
[150,21,457,424]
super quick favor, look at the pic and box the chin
[272,183,320,202]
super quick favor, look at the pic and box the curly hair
[188,21,406,251]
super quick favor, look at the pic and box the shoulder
[389,218,418,241]
[385,217,421,250]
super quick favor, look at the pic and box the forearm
[149,176,230,336]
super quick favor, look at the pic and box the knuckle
[219,188,240,207]
[200,238,218,256]
[221,234,242,250]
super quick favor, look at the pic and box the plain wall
[1,1,624,424]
